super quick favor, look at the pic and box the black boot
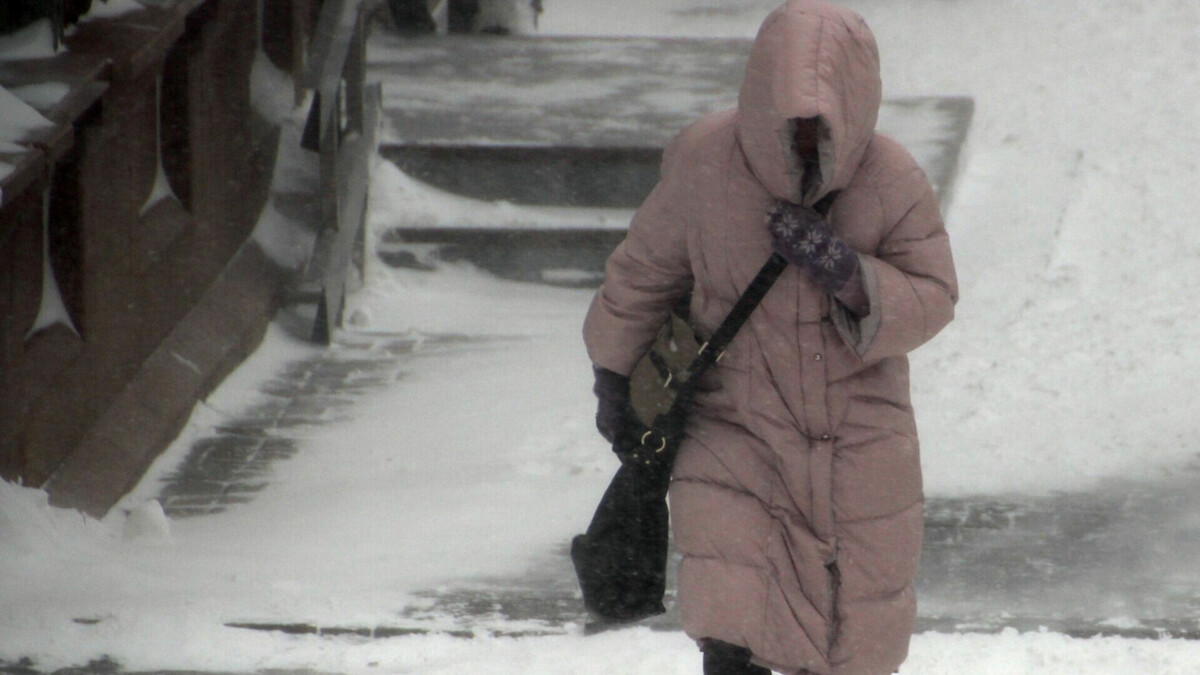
[702,639,772,675]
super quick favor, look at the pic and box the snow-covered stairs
[365,34,973,285]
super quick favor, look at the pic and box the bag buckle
[640,430,668,454]
[697,341,725,363]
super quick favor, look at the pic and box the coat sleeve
[831,161,958,361]
[582,137,695,376]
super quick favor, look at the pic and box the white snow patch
[0,19,59,60]
[26,188,79,339]
[0,84,55,153]
[0,481,113,559]
[121,500,172,544]
[6,82,72,113]
[251,198,317,269]
[367,156,634,232]
[78,0,149,22]
[250,49,298,126]
[249,92,320,269]
[139,76,180,216]
[474,0,541,35]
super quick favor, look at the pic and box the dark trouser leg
[447,0,480,33]
[702,639,772,675]
[387,0,435,34]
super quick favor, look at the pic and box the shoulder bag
[571,251,790,628]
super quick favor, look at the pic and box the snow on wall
[139,75,180,216]
[250,48,297,127]
[0,84,55,196]
[367,157,635,232]
[5,82,71,112]
[0,87,48,150]
[0,19,59,60]
[75,0,150,24]
[26,187,80,338]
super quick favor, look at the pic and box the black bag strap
[631,190,838,464]
[652,251,785,435]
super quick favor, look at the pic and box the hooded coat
[582,1,957,673]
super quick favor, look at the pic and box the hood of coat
[736,0,882,205]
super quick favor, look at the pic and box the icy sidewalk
[104,255,1200,647]
[152,331,468,519]
[918,480,1200,639]
[143,323,1200,641]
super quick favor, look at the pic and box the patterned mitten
[767,201,859,294]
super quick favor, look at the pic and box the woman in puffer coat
[583,1,958,673]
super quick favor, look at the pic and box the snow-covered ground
[4,0,1200,672]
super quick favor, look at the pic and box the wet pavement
[222,486,1200,642]
[918,477,1200,639]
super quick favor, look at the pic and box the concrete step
[366,35,972,284]
[367,35,972,214]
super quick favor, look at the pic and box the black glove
[592,366,633,445]
[767,201,859,294]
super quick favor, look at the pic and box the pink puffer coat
[582,1,958,673]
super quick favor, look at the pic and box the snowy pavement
[7,262,1199,673]
[147,302,1200,645]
